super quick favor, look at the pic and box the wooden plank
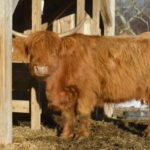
[32,0,42,31]
[53,20,61,33]
[12,0,19,14]
[59,15,75,33]
[31,0,42,130]
[12,100,30,113]
[92,0,101,35]
[53,14,75,33]
[31,87,41,129]
[100,0,112,27]
[76,0,85,33]
[104,0,115,35]
[84,14,91,34]
[102,0,115,117]
[0,0,12,145]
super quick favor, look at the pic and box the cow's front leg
[59,87,78,138]
[76,113,91,138]
[61,108,75,138]
[47,86,78,138]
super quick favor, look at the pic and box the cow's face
[26,31,61,79]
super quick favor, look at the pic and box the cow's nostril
[34,65,49,77]
[34,66,38,71]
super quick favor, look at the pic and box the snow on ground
[116,99,148,108]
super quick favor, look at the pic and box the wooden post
[31,87,41,129]
[32,0,42,32]
[59,15,75,33]
[103,0,115,118]
[53,14,75,33]
[31,0,42,130]
[53,20,61,33]
[92,0,101,35]
[104,0,115,35]
[76,0,85,33]
[12,0,19,14]
[0,0,12,145]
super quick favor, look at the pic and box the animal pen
[0,0,115,145]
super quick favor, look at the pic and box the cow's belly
[101,73,148,103]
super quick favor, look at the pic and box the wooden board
[31,0,42,130]
[92,0,101,35]
[76,0,85,33]
[0,0,12,145]
[12,100,30,113]
[103,0,115,35]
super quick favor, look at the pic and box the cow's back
[70,34,150,102]
[94,36,150,102]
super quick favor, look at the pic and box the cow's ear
[12,37,30,63]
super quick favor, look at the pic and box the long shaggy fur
[15,31,150,137]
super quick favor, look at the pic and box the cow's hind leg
[141,88,150,136]
[144,104,150,136]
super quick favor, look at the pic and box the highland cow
[13,31,150,138]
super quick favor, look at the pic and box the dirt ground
[1,107,150,150]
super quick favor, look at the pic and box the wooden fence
[0,0,115,145]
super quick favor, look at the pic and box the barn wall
[13,0,150,36]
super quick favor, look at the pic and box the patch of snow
[116,99,148,108]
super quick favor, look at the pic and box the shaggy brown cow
[14,31,150,138]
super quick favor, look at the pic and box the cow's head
[26,31,62,79]
[13,29,78,80]
[13,31,62,79]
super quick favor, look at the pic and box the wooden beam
[12,100,30,113]
[104,0,115,35]
[92,0,101,35]
[31,87,41,130]
[32,0,42,31]
[60,15,75,33]
[100,0,112,26]
[0,0,12,145]
[53,20,61,33]
[102,0,115,117]
[31,0,42,130]
[76,0,85,33]
[12,0,19,14]
[53,14,75,33]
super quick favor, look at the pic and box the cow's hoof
[143,129,150,137]
[75,130,90,139]
[60,131,74,139]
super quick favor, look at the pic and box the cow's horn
[12,30,28,38]
[59,16,87,37]
[12,17,86,38]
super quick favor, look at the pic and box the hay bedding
[3,118,150,150]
